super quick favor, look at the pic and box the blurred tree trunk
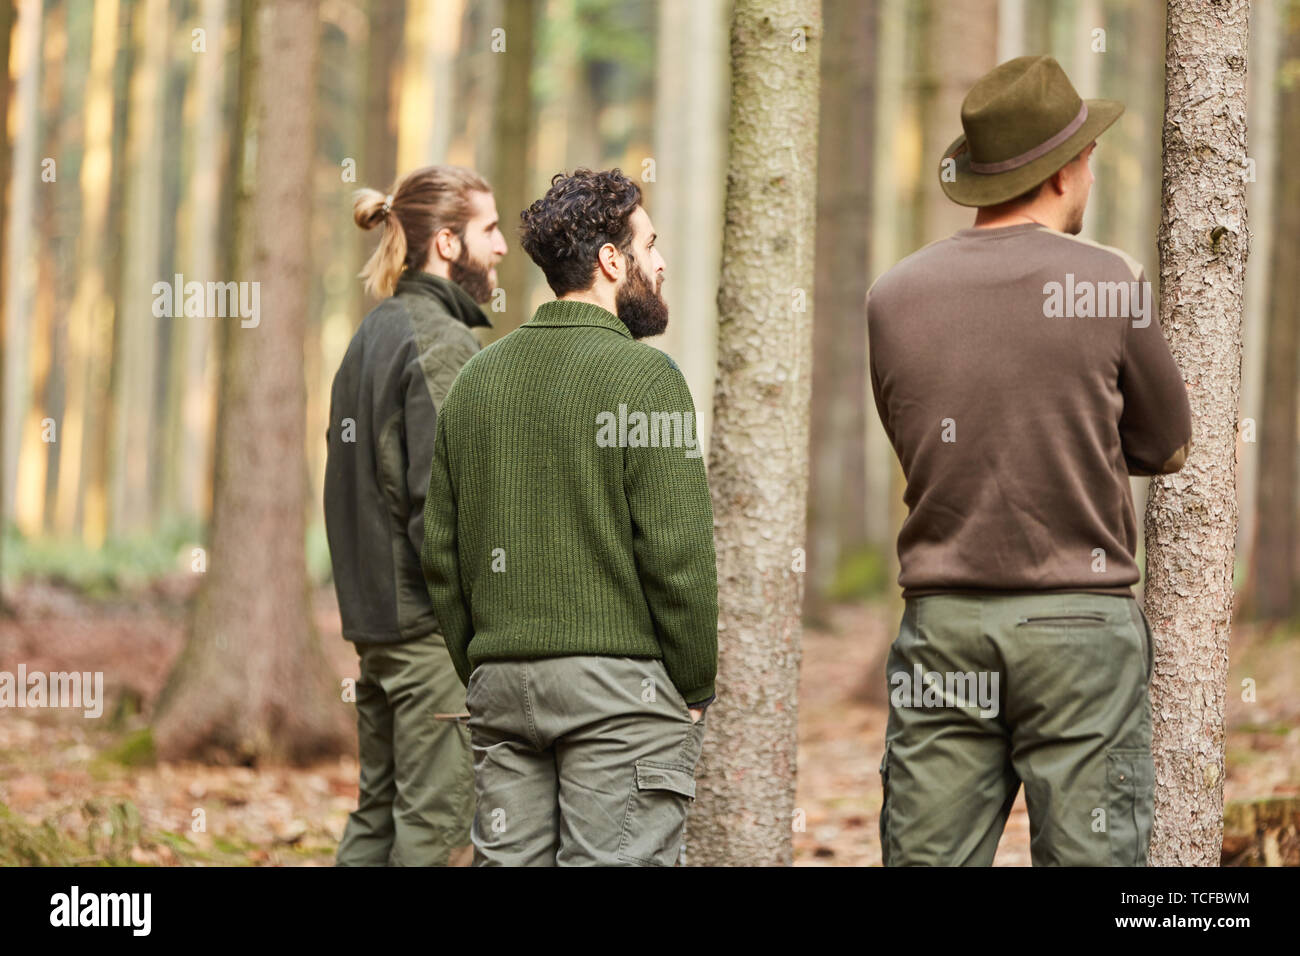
[154,0,350,764]
[1246,0,1299,622]
[652,0,726,449]
[2,0,40,531]
[689,0,820,866]
[806,0,875,624]
[54,0,119,539]
[915,0,997,246]
[161,0,227,525]
[396,0,464,170]
[356,0,404,322]
[0,0,12,596]
[110,0,169,536]
[1144,0,1249,867]
[1237,0,1279,587]
[487,0,535,339]
[12,0,62,537]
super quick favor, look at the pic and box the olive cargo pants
[879,593,1154,866]
[465,655,707,866]
[336,632,475,866]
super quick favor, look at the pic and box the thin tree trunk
[651,0,727,451]
[2,0,40,526]
[54,0,119,538]
[396,0,464,170]
[12,0,63,536]
[1246,0,1298,622]
[689,0,820,866]
[916,0,998,247]
[1145,0,1249,867]
[1236,0,1279,591]
[110,0,169,536]
[162,0,226,524]
[0,0,13,597]
[154,0,350,764]
[487,0,535,340]
[806,0,875,622]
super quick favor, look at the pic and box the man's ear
[433,227,460,263]
[596,242,622,282]
[1048,166,1070,197]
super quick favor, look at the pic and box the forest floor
[0,579,1296,866]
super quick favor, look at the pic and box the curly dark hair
[519,169,643,296]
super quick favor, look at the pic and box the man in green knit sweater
[421,168,718,866]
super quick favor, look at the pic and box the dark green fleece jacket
[420,299,718,704]
[324,271,489,644]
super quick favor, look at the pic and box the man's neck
[559,287,618,316]
[972,204,1060,231]
[422,256,453,280]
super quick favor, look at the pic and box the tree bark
[154,0,350,765]
[1144,0,1249,867]
[688,0,820,866]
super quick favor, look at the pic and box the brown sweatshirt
[867,222,1192,597]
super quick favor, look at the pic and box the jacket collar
[524,299,632,339]
[394,270,492,329]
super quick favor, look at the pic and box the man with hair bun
[324,165,507,866]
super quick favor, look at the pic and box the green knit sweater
[420,299,718,703]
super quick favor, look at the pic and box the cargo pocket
[878,742,892,867]
[616,761,696,866]
[1105,748,1154,866]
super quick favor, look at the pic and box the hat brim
[938,99,1125,207]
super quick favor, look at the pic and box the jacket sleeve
[1118,271,1193,475]
[402,332,477,561]
[421,412,473,685]
[623,364,718,704]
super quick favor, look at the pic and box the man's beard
[615,256,668,339]
[1065,198,1087,235]
[450,241,495,304]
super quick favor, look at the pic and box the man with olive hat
[867,55,1192,866]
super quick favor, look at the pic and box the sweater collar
[524,299,632,338]
[394,270,492,329]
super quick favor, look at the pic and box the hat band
[967,102,1089,174]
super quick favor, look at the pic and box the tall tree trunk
[688,0,820,866]
[806,0,875,623]
[651,0,727,450]
[1236,0,1280,593]
[0,0,12,597]
[54,0,119,538]
[396,0,464,170]
[1144,0,1249,867]
[1246,0,1298,622]
[2,0,40,527]
[12,0,63,536]
[154,0,350,764]
[110,0,169,536]
[355,0,404,323]
[915,0,998,247]
[486,0,535,340]
[162,0,227,525]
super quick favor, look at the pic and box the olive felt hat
[939,55,1124,207]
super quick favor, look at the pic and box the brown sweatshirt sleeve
[1118,272,1193,475]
